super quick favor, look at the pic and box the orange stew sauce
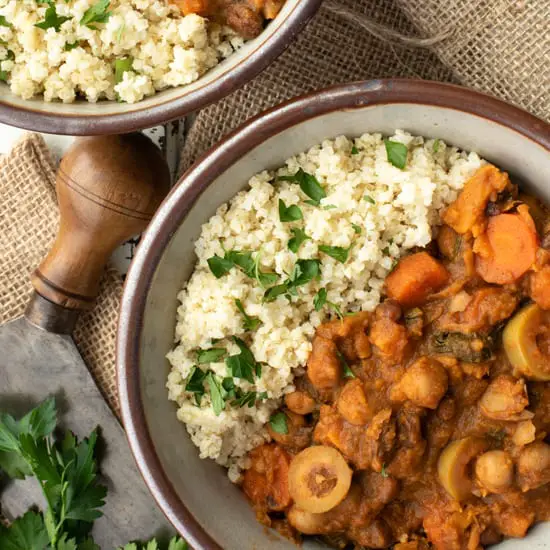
[169,0,286,39]
[241,165,550,549]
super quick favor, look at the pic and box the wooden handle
[26,134,170,329]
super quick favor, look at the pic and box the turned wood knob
[25,133,170,333]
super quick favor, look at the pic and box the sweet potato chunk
[385,252,449,308]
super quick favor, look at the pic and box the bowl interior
[0,0,309,133]
[132,102,550,550]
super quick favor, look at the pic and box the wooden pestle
[25,133,171,334]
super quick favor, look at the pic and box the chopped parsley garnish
[279,168,326,206]
[351,223,362,234]
[35,6,72,32]
[319,244,352,263]
[382,246,390,256]
[288,227,310,253]
[384,139,408,169]
[207,248,277,287]
[269,412,288,434]
[336,349,355,378]
[278,199,303,222]
[263,259,321,302]
[64,41,79,51]
[322,204,337,210]
[433,138,441,153]
[80,0,111,29]
[381,463,389,478]
[351,145,359,155]
[0,15,12,27]
[114,56,133,84]
[206,373,225,416]
[185,366,207,405]
[364,195,376,204]
[235,299,261,331]
[263,283,290,303]
[225,337,257,384]
[197,348,226,364]
[233,391,268,409]
[313,287,327,311]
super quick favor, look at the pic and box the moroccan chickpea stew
[242,165,550,548]
[167,133,550,549]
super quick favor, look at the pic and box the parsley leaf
[351,223,362,235]
[314,287,327,311]
[80,0,111,29]
[381,463,389,478]
[185,366,206,405]
[118,537,188,550]
[319,244,352,263]
[225,337,257,383]
[235,299,261,331]
[322,204,337,210]
[263,283,289,303]
[225,250,254,274]
[279,168,326,206]
[351,145,359,155]
[290,259,321,286]
[269,412,288,434]
[35,6,72,32]
[0,15,12,27]
[232,391,264,408]
[114,56,133,84]
[0,510,49,550]
[363,195,375,204]
[433,139,441,153]
[336,350,355,378]
[64,41,79,51]
[206,373,225,416]
[384,139,408,169]
[197,348,226,364]
[207,254,233,278]
[288,227,310,253]
[278,199,303,222]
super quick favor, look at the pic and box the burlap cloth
[1,0,547,419]
[0,134,123,417]
[181,0,549,169]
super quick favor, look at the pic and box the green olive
[503,304,550,381]
[438,437,487,501]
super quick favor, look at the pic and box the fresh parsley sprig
[263,259,321,303]
[80,0,111,29]
[278,168,326,206]
[35,5,72,32]
[235,299,261,331]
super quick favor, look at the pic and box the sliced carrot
[242,444,292,511]
[475,210,538,284]
[442,165,511,236]
[385,251,450,308]
[170,0,213,16]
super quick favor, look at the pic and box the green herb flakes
[114,56,133,84]
[433,139,441,153]
[319,244,352,264]
[64,41,79,51]
[197,348,226,364]
[351,145,359,155]
[263,283,289,303]
[384,139,408,169]
[0,15,12,27]
[288,227,310,253]
[279,168,326,206]
[364,195,376,205]
[322,204,337,210]
[225,337,257,384]
[351,223,362,234]
[207,254,233,278]
[206,373,225,416]
[235,299,261,331]
[313,287,327,311]
[80,0,111,29]
[381,463,389,478]
[278,199,303,222]
[290,258,321,286]
[336,350,355,378]
[35,6,72,32]
[269,412,288,434]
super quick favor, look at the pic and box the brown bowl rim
[0,0,321,136]
[117,78,550,549]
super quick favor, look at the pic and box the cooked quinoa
[0,0,242,103]
[166,131,485,481]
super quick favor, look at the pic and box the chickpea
[285,391,316,415]
[517,442,550,491]
[475,450,514,494]
[337,379,372,425]
[287,506,325,534]
[480,375,532,421]
[396,357,448,409]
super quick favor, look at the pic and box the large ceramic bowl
[0,0,320,135]
[117,79,550,550]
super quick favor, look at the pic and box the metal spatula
[0,134,172,547]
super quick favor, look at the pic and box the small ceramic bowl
[117,79,550,550]
[0,0,320,135]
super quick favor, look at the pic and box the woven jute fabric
[181,0,549,170]
[397,0,550,122]
[0,134,123,417]
[181,0,456,170]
